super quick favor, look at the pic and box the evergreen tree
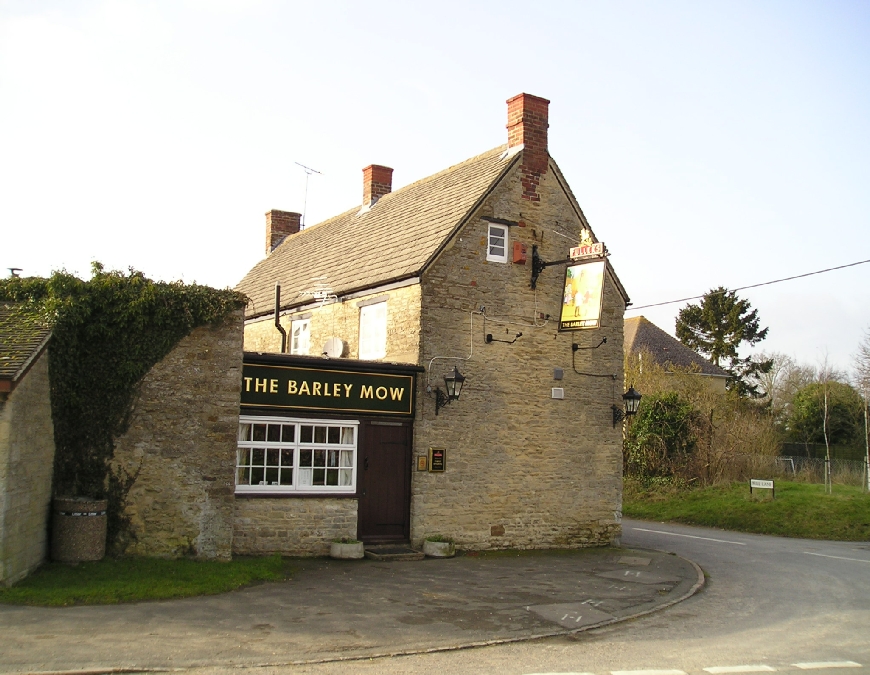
[675,287,773,397]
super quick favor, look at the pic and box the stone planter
[51,497,108,563]
[423,539,455,558]
[330,541,365,559]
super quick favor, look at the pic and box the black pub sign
[241,361,415,416]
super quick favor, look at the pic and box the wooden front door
[358,421,412,543]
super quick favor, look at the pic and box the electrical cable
[628,258,870,311]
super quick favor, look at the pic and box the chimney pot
[265,210,301,255]
[362,165,393,207]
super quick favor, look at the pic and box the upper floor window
[290,318,310,355]
[487,224,508,263]
[359,301,387,360]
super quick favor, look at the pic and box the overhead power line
[628,258,870,311]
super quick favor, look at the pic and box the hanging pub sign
[559,259,606,331]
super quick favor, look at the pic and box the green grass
[624,479,870,541]
[0,554,291,606]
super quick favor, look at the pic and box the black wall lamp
[434,366,466,415]
[612,386,642,427]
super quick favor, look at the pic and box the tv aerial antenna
[294,162,322,229]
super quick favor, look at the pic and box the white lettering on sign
[751,479,774,489]
[569,242,605,259]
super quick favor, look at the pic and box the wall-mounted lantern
[612,386,642,427]
[435,366,466,415]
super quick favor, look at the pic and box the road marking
[704,667,777,673]
[803,552,870,564]
[792,663,862,670]
[612,670,687,675]
[631,527,746,545]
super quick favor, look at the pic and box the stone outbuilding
[234,93,632,556]
[0,303,55,585]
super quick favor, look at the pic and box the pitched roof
[236,145,519,319]
[624,315,728,378]
[0,302,51,388]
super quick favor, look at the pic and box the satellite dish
[322,337,345,358]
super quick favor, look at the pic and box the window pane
[326,469,338,486]
[327,449,339,467]
[314,426,326,444]
[298,468,312,486]
[267,425,281,442]
[340,450,353,467]
[313,468,325,485]
[252,448,265,465]
[313,449,325,467]
[237,448,250,465]
[265,468,279,484]
[341,427,354,444]
[237,467,250,484]
[279,467,293,485]
[253,424,267,442]
[327,427,339,444]
[266,448,280,466]
[281,425,295,442]
[251,467,265,485]
[281,448,294,467]
[339,469,352,486]
[300,449,312,466]
[300,425,313,443]
[238,423,251,442]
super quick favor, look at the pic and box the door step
[364,545,425,561]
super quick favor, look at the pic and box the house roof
[236,145,520,319]
[624,316,728,378]
[0,302,51,389]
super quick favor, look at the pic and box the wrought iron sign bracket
[530,245,573,290]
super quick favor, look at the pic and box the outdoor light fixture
[612,385,642,427]
[434,366,466,415]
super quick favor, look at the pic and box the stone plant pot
[51,497,108,563]
[330,540,365,559]
[423,539,455,558]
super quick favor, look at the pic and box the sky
[2,0,869,375]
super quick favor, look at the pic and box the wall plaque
[428,447,445,472]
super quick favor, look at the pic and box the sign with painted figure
[559,259,606,331]
[241,363,415,416]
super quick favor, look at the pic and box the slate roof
[624,316,728,378]
[236,146,519,319]
[0,302,51,387]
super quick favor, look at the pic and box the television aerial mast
[294,162,322,229]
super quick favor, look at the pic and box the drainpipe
[274,283,287,353]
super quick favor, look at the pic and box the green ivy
[624,391,703,478]
[0,263,246,545]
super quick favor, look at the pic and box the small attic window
[486,224,508,263]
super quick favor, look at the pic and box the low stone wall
[233,497,358,556]
[0,351,55,585]
[113,311,244,559]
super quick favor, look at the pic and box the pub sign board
[559,259,606,331]
[241,362,415,416]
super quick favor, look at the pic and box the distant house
[624,316,729,393]
[0,303,55,585]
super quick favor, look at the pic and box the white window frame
[236,416,359,495]
[486,223,509,263]
[358,301,387,360]
[290,317,310,355]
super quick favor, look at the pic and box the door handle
[364,457,369,470]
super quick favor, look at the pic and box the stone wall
[244,283,421,365]
[0,350,55,585]
[233,497,358,556]
[112,311,244,559]
[412,159,625,550]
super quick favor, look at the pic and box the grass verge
[0,554,290,606]
[624,479,870,541]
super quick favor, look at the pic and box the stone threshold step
[364,545,425,561]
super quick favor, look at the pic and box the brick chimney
[362,165,393,207]
[506,93,550,201]
[265,210,301,255]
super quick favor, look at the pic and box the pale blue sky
[2,1,868,373]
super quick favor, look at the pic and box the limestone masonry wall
[0,351,56,585]
[244,283,421,364]
[113,311,244,559]
[412,160,625,550]
[233,497,358,556]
